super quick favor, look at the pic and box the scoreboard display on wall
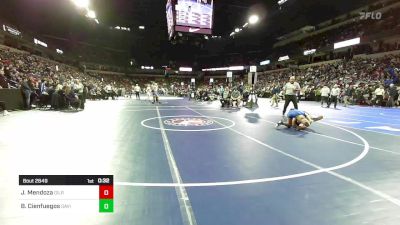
[166,0,176,39]
[166,0,213,37]
[176,0,213,29]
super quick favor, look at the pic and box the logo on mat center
[164,117,214,127]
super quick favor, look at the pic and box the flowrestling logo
[360,12,382,20]
[164,117,214,127]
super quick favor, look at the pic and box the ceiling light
[72,0,89,9]
[278,0,289,6]
[179,67,193,72]
[229,66,244,71]
[278,55,290,61]
[303,49,316,56]
[86,10,96,19]
[260,60,270,65]
[249,15,260,24]
[235,28,240,32]
[139,26,145,30]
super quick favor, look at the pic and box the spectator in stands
[0,70,8,88]
[65,86,81,109]
[104,84,116,100]
[20,77,33,109]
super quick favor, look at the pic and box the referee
[282,76,300,116]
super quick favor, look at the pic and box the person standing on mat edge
[270,83,280,108]
[282,76,300,117]
[387,84,398,108]
[374,85,385,107]
[329,84,340,109]
[134,84,141,100]
[320,85,330,108]
[343,85,353,107]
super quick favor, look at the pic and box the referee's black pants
[376,95,383,106]
[328,96,338,108]
[321,96,329,107]
[282,95,298,115]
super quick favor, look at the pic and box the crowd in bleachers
[0,47,199,114]
[0,48,168,111]
[1,46,400,117]
[255,55,400,107]
[188,57,400,109]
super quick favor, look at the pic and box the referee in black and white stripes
[282,76,301,116]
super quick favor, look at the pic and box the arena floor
[1,97,400,225]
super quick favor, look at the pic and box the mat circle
[120,122,370,187]
[141,115,236,132]
[164,117,214,127]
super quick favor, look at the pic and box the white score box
[19,186,98,200]
[19,199,99,214]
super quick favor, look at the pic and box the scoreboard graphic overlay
[18,175,114,213]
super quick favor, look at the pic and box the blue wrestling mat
[0,98,399,225]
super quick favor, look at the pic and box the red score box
[99,185,114,199]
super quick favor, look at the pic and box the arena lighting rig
[71,0,89,9]
[248,15,260,24]
[278,0,289,6]
[230,14,260,37]
[334,37,361,49]
[71,0,99,23]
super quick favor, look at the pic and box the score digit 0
[99,185,114,213]
[99,185,113,199]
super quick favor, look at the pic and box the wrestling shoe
[275,121,283,128]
